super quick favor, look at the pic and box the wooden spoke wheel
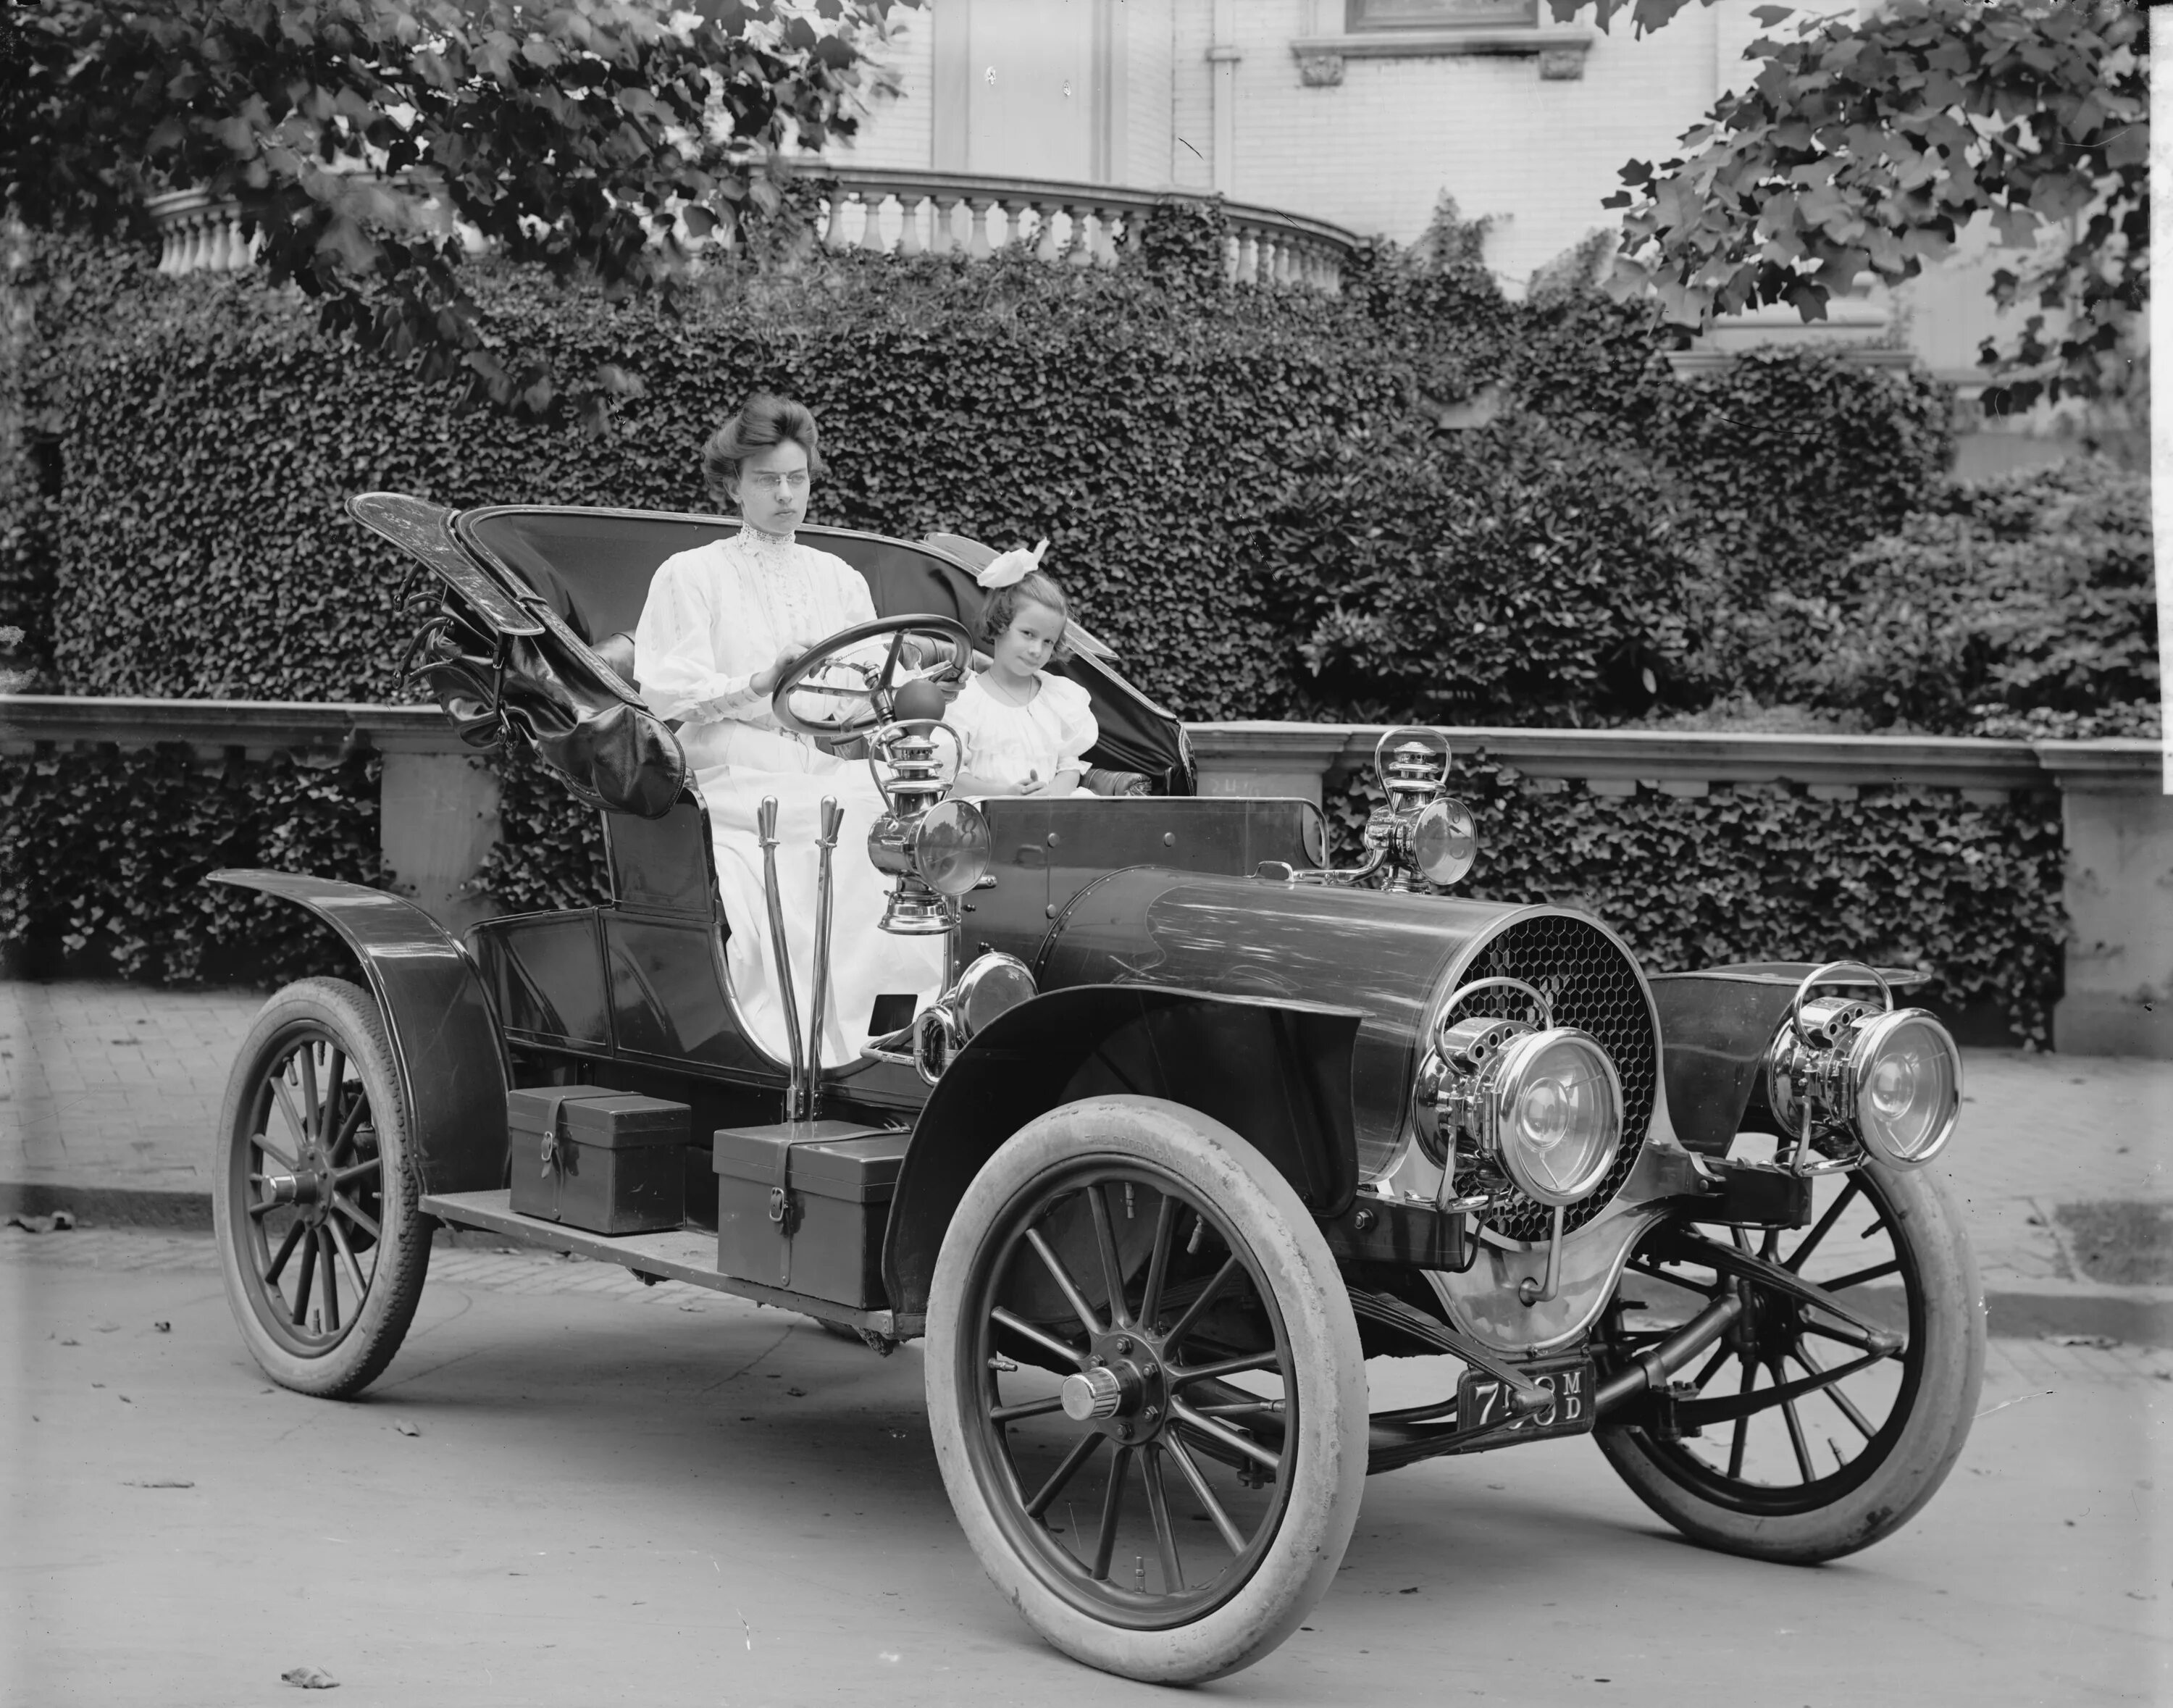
[213,978,430,1399]
[1595,1160,1984,1562]
[926,1097,1365,1685]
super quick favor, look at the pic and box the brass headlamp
[1412,977,1623,1209]
[866,719,992,934]
[1257,726,1477,889]
[1766,962,1961,1173]
[1363,728,1478,892]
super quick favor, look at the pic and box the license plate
[1457,1355,1596,1441]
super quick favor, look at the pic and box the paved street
[3,1226,2168,1707]
[6,979,2170,1338]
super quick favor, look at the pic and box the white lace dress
[634,527,943,1068]
[949,670,1100,797]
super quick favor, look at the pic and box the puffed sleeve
[946,675,992,773]
[633,549,768,725]
[1045,675,1100,771]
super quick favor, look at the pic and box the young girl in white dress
[950,545,1100,799]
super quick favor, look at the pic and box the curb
[9,1180,2169,1348]
[1983,1286,2173,1348]
[2,1180,212,1230]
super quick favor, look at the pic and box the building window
[1345,0,1539,28]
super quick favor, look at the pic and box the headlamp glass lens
[1412,798,1477,887]
[911,800,993,897]
[955,953,1037,1038]
[1496,1031,1620,1204]
[1854,1013,1959,1164]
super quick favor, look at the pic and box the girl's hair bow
[976,538,1048,590]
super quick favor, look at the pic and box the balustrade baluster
[929,194,960,256]
[1069,204,1097,267]
[824,192,850,251]
[897,191,925,258]
[966,198,994,260]
[1236,230,1260,286]
[1033,203,1063,264]
[859,191,889,253]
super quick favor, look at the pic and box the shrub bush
[21,225,1956,728]
[475,745,610,916]
[1251,415,1704,724]
[1747,459,2157,738]
[1328,755,2067,1046]
[0,744,380,984]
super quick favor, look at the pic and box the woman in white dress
[950,548,1100,800]
[632,395,945,1069]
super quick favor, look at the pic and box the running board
[419,1189,923,1340]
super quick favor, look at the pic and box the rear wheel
[926,1096,1366,1684]
[213,978,430,1398]
[1595,1160,1983,1562]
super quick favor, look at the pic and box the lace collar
[732,523,799,566]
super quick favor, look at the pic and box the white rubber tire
[213,978,430,1399]
[925,1095,1368,1684]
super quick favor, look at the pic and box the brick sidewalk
[4,978,2169,1328]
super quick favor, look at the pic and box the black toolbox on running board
[713,1121,909,1307]
[508,1087,689,1235]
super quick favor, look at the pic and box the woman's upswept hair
[979,569,1073,663]
[701,393,824,503]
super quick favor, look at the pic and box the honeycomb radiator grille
[1444,913,1659,1243]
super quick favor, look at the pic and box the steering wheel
[769,614,975,740]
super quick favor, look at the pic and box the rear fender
[884,985,1361,1318]
[209,871,510,1194]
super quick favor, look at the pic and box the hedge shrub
[21,226,1954,726]
[1328,756,2067,1047]
[1753,459,2158,738]
[1251,415,1706,724]
[0,744,380,984]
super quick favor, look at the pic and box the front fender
[209,871,510,1194]
[884,984,1362,1319]
[1649,961,1930,1156]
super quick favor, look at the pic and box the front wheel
[212,977,431,1399]
[925,1097,1368,1684]
[1595,1160,1984,1562]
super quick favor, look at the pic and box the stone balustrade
[142,171,1362,293]
[145,188,262,277]
[803,167,1360,292]
[4,697,2166,1057]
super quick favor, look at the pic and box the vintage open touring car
[207,493,1984,1683]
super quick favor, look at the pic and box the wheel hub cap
[1060,1365,1125,1421]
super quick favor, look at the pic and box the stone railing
[0,698,496,934]
[143,170,1365,293]
[4,698,2166,1057]
[145,188,262,277]
[802,167,1362,291]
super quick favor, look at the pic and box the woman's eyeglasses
[744,470,811,494]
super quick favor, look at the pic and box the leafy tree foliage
[1552,0,2147,411]
[1,0,914,427]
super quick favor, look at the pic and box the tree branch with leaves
[1554,0,2146,414]
[2,0,916,430]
